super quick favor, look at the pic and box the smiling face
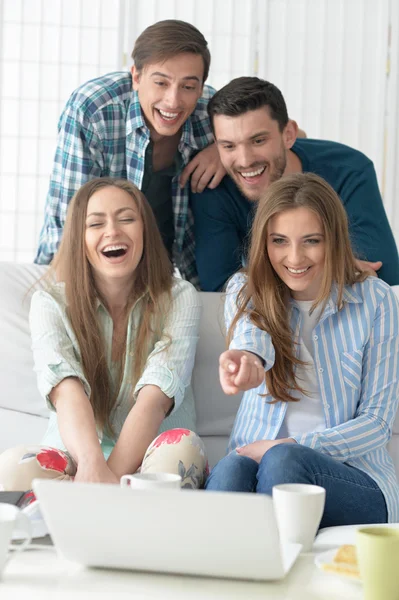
[85,186,144,288]
[267,207,326,301]
[213,107,296,201]
[132,53,204,141]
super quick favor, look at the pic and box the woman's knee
[0,445,76,492]
[141,429,208,489]
[205,451,258,492]
[257,443,315,493]
[262,442,315,471]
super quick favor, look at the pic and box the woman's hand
[219,349,264,395]
[179,143,226,193]
[236,438,297,463]
[74,458,119,484]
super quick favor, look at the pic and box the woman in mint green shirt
[0,178,206,492]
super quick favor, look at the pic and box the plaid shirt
[35,71,216,286]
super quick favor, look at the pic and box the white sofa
[1,262,399,479]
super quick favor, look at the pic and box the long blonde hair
[46,177,174,434]
[228,172,367,403]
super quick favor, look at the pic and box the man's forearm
[107,385,173,478]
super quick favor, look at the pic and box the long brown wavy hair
[45,177,174,434]
[228,172,367,403]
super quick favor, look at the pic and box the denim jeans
[205,443,388,528]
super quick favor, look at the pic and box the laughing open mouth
[239,166,266,178]
[156,108,181,122]
[101,244,128,258]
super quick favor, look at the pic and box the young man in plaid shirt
[35,20,225,287]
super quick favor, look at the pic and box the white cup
[120,472,182,490]
[0,504,32,578]
[272,483,326,553]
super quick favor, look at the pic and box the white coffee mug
[272,483,326,553]
[120,472,182,490]
[0,504,32,578]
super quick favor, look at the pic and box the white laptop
[32,479,301,581]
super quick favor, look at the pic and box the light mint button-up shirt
[29,278,201,458]
[226,273,399,522]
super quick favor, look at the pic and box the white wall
[257,0,399,247]
[384,0,399,246]
[0,0,398,261]
[257,0,388,184]
[0,0,123,261]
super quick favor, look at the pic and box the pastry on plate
[322,544,361,579]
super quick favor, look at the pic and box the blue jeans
[205,443,388,528]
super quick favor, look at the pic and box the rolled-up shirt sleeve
[134,280,201,415]
[29,290,91,409]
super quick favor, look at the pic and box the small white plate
[314,548,362,585]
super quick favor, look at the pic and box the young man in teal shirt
[191,77,399,290]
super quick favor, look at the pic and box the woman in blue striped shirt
[206,173,399,526]
[0,178,207,493]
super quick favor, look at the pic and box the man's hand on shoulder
[180,143,226,193]
[355,258,382,278]
[297,127,307,138]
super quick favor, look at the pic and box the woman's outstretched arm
[51,378,118,483]
[107,385,172,478]
[107,279,201,477]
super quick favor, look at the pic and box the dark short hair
[132,20,210,83]
[208,76,289,132]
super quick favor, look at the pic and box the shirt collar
[126,90,147,135]
[179,116,199,150]
[95,291,146,316]
[328,283,363,309]
[290,283,363,317]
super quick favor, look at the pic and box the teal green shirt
[29,279,201,458]
[192,138,399,290]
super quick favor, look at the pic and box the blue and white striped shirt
[34,72,215,286]
[226,273,399,521]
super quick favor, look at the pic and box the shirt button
[318,367,324,373]
[313,335,318,341]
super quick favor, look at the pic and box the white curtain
[1,0,398,260]
[124,0,258,90]
[0,0,124,261]
[257,0,389,186]
[256,0,399,249]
